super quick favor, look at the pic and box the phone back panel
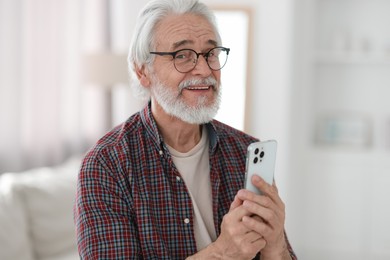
[244,140,277,195]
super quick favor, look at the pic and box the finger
[250,237,267,252]
[241,231,266,255]
[252,175,272,195]
[229,195,243,211]
[237,188,278,213]
[251,175,285,209]
[227,202,259,229]
[244,230,263,243]
[242,215,273,238]
[242,230,267,253]
[236,185,285,225]
[221,206,257,240]
[242,198,284,229]
[243,216,284,250]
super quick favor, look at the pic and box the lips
[185,85,212,90]
[179,77,218,93]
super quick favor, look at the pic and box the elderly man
[74,0,297,259]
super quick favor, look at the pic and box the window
[213,8,251,131]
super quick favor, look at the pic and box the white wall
[290,0,390,259]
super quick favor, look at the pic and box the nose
[191,55,212,76]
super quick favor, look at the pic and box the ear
[135,64,151,88]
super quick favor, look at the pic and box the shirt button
[184,218,190,224]
[176,176,181,181]
[159,150,163,156]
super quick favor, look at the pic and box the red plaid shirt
[74,103,297,259]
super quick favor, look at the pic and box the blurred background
[1,0,390,259]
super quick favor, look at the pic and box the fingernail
[252,174,261,183]
[238,189,247,196]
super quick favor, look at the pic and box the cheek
[211,68,221,78]
[212,71,221,85]
[155,72,186,89]
[154,58,176,75]
[153,61,184,86]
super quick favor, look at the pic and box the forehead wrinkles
[155,15,216,49]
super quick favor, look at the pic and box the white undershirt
[166,126,216,251]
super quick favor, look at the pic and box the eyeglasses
[150,46,230,73]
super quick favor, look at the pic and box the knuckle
[261,197,272,208]
[222,214,233,227]
[222,215,241,235]
[246,191,256,201]
[255,222,267,234]
[263,211,276,222]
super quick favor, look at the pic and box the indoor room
[1,0,389,259]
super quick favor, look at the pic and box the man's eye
[208,49,220,58]
[175,54,187,59]
[175,51,192,60]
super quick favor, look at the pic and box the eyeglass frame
[149,46,230,73]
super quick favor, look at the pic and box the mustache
[178,77,218,93]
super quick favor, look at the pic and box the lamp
[82,52,129,133]
[83,53,128,86]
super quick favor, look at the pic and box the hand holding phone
[244,140,277,195]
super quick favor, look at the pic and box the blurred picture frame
[315,113,372,147]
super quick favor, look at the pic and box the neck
[151,99,202,153]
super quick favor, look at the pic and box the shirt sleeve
[284,230,298,259]
[74,156,139,259]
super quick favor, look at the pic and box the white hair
[128,0,222,100]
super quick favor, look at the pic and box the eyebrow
[171,39,219,50]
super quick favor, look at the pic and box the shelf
[314,51,390,65]
[308,145,390,164]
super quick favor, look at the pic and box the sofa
[0,156,81,260]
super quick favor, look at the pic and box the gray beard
[151,76,221,124]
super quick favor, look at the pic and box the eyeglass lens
[174,47,228,73]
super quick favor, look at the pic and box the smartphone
[244,140,277,195]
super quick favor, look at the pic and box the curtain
[0,0,116,173]
[0,0,155,173]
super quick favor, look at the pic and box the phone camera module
[254,148,259,155]
[260,151,265,158]
[253,157,258,164]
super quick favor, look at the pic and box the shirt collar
[140,101,219,154]
[140,101,165,153]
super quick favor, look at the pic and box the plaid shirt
[74,103,297,259]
